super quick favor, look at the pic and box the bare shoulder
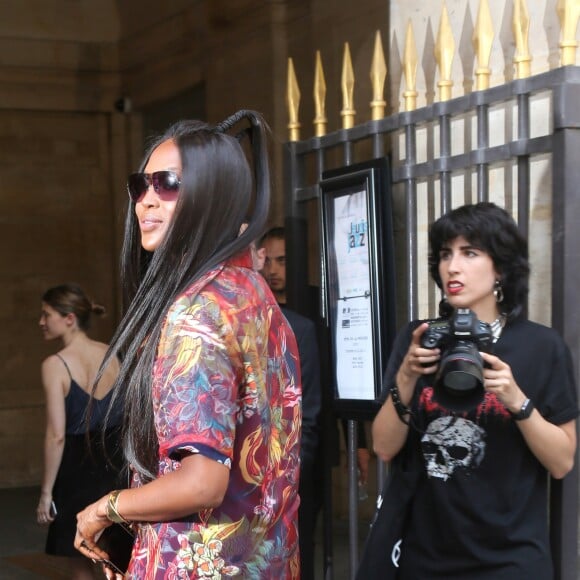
[90,340,109,356]
[41,353,65,373]
[90,340,120,378]
[84,339,110,360]
[93,340,117,363]
[40,354,68,390]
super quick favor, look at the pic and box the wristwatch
[510,397,534,421]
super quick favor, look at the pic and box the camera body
[421,308,493,351]
[420,308,493,412]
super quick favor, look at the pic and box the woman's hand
[396,323,441,393]
[481,351,576,479]
[481,352,526,413]
[373,323,440,462]
[36,491,54,525]
[74,495,114,571]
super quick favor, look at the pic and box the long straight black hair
[100,110,271,480]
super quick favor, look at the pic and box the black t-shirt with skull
[378,317,578,579]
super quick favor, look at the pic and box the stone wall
[0,1,127,487]
[0,0,390,489]
[0,110,129,485]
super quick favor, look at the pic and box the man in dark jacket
[258,227,322,580]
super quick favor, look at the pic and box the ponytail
[216,110,270,249]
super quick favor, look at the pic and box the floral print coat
[126,251,302,579]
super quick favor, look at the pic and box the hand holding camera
[420,308,493,412]
[398,323,437,373]
[405,322,444,369]
[392,323,442,415]
[480,351,527,416]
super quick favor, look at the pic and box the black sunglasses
[127,171,181,203]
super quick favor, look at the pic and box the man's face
[262,237,286,296]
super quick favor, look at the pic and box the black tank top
[56,354,121,435]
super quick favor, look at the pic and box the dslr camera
[420,308,493,412]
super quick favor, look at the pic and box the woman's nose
[446,253,460,273]
[139,183,159,207]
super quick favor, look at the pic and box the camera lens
[442,360,481,393]
[433,342,485,412]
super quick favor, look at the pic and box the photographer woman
[371,202,577,579]
[73,111,301,579]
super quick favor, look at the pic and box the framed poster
[320,158,396,420]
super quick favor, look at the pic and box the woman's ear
[254,247,266,271]
[65,312,77,328]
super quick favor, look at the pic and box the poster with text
[321,158,396,420]
[331,189,375,400]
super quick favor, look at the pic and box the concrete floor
[0,486,368,580]
[1,486,578,578]
[0,487,67,579]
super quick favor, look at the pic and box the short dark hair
[428,202,529,321]
[259,226,285,248]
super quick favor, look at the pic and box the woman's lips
[447,282,463,295]
[139,217,163,232]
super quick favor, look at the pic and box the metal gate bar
[284,65,580,580]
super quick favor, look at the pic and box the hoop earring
[494,280,504,303]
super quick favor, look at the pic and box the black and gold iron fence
[283,1,580,579]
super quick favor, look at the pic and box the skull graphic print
[421,416,486,481]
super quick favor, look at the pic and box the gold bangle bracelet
[106,489,130,525]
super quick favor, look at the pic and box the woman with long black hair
[371,202,577,579]
[74,111,302,579]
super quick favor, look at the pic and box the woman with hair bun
[36,283,123,580]
[74,111,301,579]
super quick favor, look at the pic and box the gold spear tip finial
[286,57,301,141]
[513,0,532,79]
[341,42,356,129]
[473,0,494,90]
[403,19,418,111]
[435,2,455,101]
[370,30,387,120]
[557,0,580,66]
[313,50,327,137]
